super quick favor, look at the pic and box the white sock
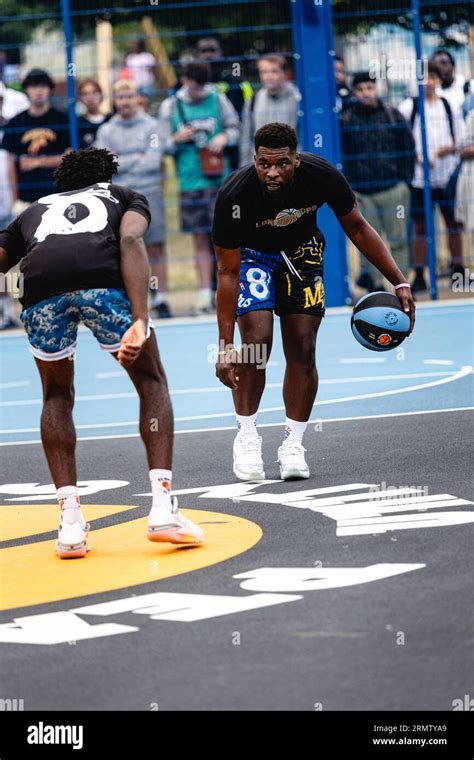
[283,417,307,444]
[236,412,258,437]
[57,485,83,525]
[150,469,172,509]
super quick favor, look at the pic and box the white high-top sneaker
[56,499,90,559]
[233,432,265,481]
[277,441,310,480]
[148,496,204,545]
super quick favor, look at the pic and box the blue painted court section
[0,300,473,445]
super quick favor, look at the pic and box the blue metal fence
[0,0,472,318]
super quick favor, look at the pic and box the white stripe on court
[0,381,31,389]
[338,358,386,363]
[423,359,454,366]
[0,370,460,408]
[1,406,472,446]
[0,368,470,430]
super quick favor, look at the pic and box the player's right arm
[118,208,150,367]
[215,245,241,390]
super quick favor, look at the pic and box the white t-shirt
[125,52,156,90]
[399,96,463,188]
[0,85,29,219]
[436,74,466,120]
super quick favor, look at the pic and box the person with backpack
[340,71,416,292]
[159,61,239,315]
[399,60,464,291]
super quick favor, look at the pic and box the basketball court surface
[0,298,473,711]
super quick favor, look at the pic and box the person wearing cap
[1,69,70,210]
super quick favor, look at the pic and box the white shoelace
[279,442,307,459]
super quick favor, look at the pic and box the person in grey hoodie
[240,54,301,166]
[95,79,171,318]
[159,61,239,314]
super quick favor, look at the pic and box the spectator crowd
[0,38,473,328]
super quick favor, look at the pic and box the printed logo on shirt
[34,184,119,242]
[188,117,218,135]
[21,128,58,155]
[256,205,317,228]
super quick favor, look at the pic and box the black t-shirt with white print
[211,151,356,253]
[0,183,150,308]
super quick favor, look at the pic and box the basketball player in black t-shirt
[0,148,203,557]
[212,123,415,481]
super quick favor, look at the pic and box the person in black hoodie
[340,71,415,292]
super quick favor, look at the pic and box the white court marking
[1,406,472,446]
[0,381,31,389]
[423,359,454,366]
[0,370,458,417]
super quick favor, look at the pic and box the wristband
[395,283,411,291]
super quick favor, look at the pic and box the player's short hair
[352,71,376,88]
[53,148,119,191]
[181,61,211,85]
[254,122,297,153]
[113,79,137,95]
[258,53,288,71]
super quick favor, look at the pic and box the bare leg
[232,310,274,415]
[147,242,168,296]
[194,232,214,288]
[280,314,322,421]
[412,219,426,267]
[34,358,76,488]
[113,330,173,470]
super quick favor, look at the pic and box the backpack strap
[440,96,455,143]
[410,95,455,142]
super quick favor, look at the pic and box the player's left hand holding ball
[118,318,147,366]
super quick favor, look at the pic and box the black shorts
[236,236,326,318]
[410,183,457,223]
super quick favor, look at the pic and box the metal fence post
[411,0,438,299]
[61,0,79,149]
[290,0,350,307]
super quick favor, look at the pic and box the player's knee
[43,382,75,408]
[287,340,315,371]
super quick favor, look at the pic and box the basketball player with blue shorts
[212,123,415,482]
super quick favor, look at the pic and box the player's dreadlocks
[53,148,119,191]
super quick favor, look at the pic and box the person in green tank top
[159,61,240,314]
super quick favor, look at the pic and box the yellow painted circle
[0,504,262,612]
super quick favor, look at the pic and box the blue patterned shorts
[20,288,151,361]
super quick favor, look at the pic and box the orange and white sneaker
[147,496,204,545]
[56,499,90,559]
[56,518,90,559]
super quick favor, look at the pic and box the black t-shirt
[212,152,355,253]
[0,183,150,308]
[77,113,111,149]
[1,107,70,202]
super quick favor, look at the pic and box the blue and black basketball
[351,292,410,351]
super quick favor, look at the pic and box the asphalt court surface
[0,300,473,710]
